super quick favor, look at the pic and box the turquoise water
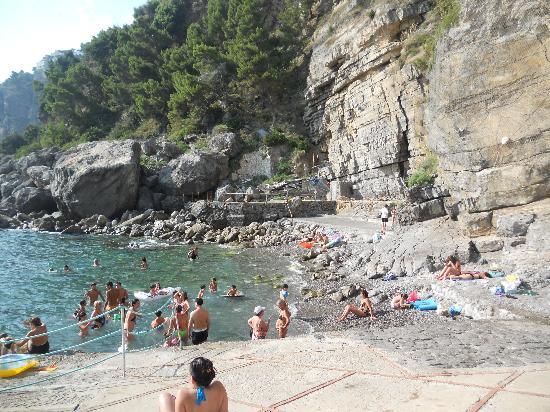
[0,230,306,352]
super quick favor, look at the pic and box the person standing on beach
[188,298,209,345]
[380,204,390,234]
[105,282,119,312]
[248,306,272,340]
[276,299,291,338]
[115,281,129,304]
[85,282,104,306]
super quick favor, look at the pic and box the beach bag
[372,232,382,243]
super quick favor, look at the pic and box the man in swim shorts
[105,282,119,312]
[85,283,104,306]
[188,298,209,345]
[115,281,129,304]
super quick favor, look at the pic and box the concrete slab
[280,372,487,411]
[483,391,550,412]
[219,361,343,408]
[428,372,511,387]
[504,371,550,396]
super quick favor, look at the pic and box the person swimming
[187,247,198,261]
[64,264,72,273]
[140,256,149,270]
[92,259,101,267]
[197,285,206,299]
[209,278,218,293]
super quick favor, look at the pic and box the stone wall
[305,0,432,200]
[225,200,337,226]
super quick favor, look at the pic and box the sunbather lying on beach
[436,255,461,280]
[158,357,228,412]
[448,272,489,280]
[337,290,376,321]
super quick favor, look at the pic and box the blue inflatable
[412,298,437,311]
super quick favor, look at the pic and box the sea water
[0,229,308,352]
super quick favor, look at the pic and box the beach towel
[488,270,505,278]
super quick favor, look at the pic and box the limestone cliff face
[427,0,550,214]
[305,0,432,199]
[305,0,549,217]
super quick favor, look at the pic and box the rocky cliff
[304,0,549,221]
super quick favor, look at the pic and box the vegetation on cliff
[6,0,312,156]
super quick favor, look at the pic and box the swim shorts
[29,341,50,354]
[191,329,208,345]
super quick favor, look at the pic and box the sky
[0,0,147,82]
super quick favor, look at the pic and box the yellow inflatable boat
[0,354,38,378]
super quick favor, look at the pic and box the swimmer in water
[151,310,166,332]
[92,259,101,267]
[209,278,218,293]
[226,285,238,297]
[48,267,56,272]
[140,256,149,270]
[187,247,198,261]
[64,264,72,273]
[197,285,206,299]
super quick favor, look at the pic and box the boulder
[158,151,229,195]
[208,133,241,158]
[51,140,141,219]
[0,214,18,228]
[25,166,53,189]
[136,186,154,211]
[61,224,84,235]
[495,213,535,237]
[244,186,260,202]
[32,216,56,231]
[141,136,182,160]
[16,147,59,174]
[475,238,504,253]
[161,195,184,212]
[459,211,493,237]
[13,187,56,214]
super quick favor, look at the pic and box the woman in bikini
[437,255,462,280]
[449,272,489,280]
[338,289,376,321]
[159,357,228,412]
[248,306,272,340]
[124,298,141,341]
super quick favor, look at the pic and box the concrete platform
[1,335,549,411]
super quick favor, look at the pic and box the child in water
[197,285,206,299]
[280,284,289,301]
[209,278,218,293]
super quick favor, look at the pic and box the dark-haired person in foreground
[159,357,228,412]
[188,298,209,345]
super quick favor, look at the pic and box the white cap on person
[254,306,266,315]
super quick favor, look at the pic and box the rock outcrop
[305,0,432,199]
[50,140,141,218]
[158,150,229,195]
[427,0,550,214]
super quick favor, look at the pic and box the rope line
[1,330,121,366]
[3,306,122,344]
[0,352,120,394]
